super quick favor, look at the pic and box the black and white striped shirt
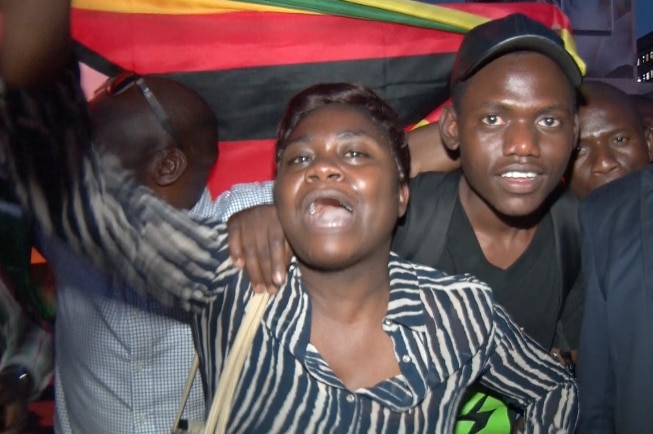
[1,63,578,433]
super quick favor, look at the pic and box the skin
[274,103,409,391]
[407,122,459,177]
[0,0,71,88]
[440,52,578,269]
[570,82,653,199]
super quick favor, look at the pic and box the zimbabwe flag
[71,0,583,196]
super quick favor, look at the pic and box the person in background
[568,81,652,199]
[43,73,217,434]
[576,161,653,433]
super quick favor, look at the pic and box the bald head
[89,74,218,209]
[569,81,652,199]
[630,93,653,137]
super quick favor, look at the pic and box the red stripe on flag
[208,139,276,197]
[71,9,465,74]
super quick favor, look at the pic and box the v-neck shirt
[438,197,560,348]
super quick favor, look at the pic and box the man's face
[274,104,408,271]
[571,92,651,199]
[447,52,578,219]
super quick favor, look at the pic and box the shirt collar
[263,254,428,353]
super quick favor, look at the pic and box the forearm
[406,122,459,177]
[1,0,71,88]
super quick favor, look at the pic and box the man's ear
[154,148,187,186]
[439,104,460,153]
[645,127,653,162]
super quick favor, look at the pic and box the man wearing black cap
[390,13,583,433]
[224,13,584,434]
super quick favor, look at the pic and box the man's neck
[458,179,544,269]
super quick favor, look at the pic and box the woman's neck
[299,256,391,324]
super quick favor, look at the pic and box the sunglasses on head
[100,72,183,149]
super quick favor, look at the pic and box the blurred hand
[0,367,31,434]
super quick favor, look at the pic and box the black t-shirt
[438,198,560,349]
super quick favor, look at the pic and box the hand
[550,347,576,374]
[227,205,292,294]
[0,367,32,434]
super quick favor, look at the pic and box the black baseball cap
[451,14,582,89]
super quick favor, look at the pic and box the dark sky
[637,0,653,37]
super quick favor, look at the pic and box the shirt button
[346,394,355,403]
[402,355,411,363]
[383,319,391,326]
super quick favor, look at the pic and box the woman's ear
[154,148,187,186]
[397,183,410,218]
[439,104,460,153]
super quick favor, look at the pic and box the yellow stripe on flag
[344,0,487,32]
[72,0,309,15]
[561,28,587,75]
[347,0,586,75]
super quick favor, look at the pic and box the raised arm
[406,122,460,177]
[1,54,235,313]
[480,305,579,433]
[1,0,72,88]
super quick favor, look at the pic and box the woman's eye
[344,150,368,159]
[482,115,502,126]
[613,135,628,145]
[287,154,312,165]
[539,117,561,128]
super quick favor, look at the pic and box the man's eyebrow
[474,102,572,113]
[538,103,574,114]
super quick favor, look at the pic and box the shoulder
[580,167,650,228]
[408,171,460,198]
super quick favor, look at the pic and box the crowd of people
[1,0,652,433]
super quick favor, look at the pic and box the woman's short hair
[275,83,410,183]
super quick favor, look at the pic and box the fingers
[0,400,29,434]
[550,347,565,364]
[227,205,290,294]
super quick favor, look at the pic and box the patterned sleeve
[0,62,237,312]
[0,274,53,399]
[480,304,579,433]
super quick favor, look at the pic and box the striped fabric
[70,1,583,196]
[1,59,579,434]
